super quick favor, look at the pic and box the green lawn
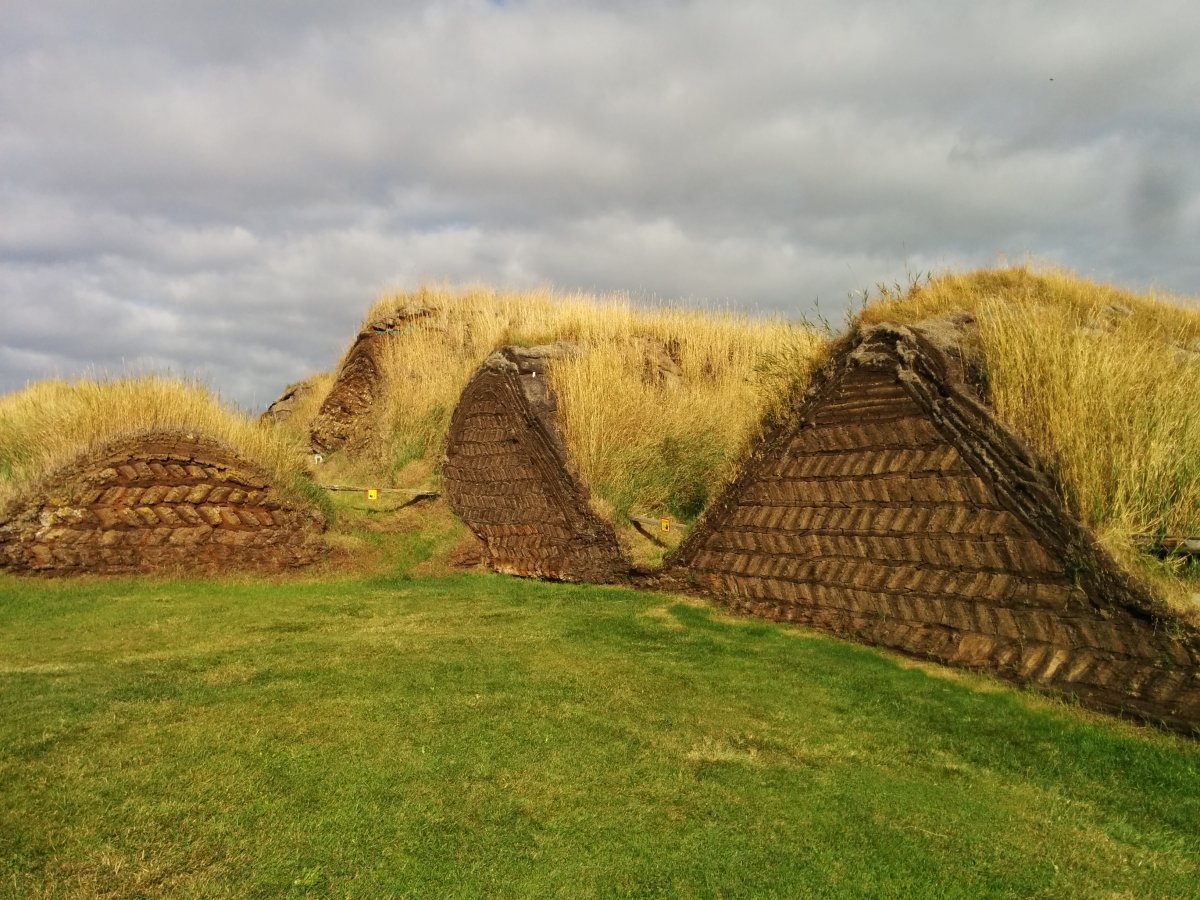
[2,554,1199,896]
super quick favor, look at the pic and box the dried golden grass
[0,376,317,511]
[858,266,1200,345]
[551,324,824,519]
[283,372,336,427]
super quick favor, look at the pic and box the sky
[3,0,1198,411]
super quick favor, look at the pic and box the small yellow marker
[660,516,671,533]
[366,488,379,501]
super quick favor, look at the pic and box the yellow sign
[660,516,671,533]
[366,488,379,501]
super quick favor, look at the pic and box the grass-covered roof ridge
[0,375,319,512]
[319,285,824,536]
[859,265,1200,344]
[856,265,1200,612]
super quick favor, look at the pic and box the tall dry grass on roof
[354,286,822,522]
[0,376,316,511]
[859,265,1200,607]
[859,266,1200,344]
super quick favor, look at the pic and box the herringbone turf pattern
[445,347,626,583]
[0,434,326,574]
[670,322,1200,733]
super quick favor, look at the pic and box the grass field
[3,524,1199,897]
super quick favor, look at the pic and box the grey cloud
[2,0,1198,409]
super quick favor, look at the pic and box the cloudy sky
[3,1,1198,410]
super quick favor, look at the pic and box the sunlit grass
[264,372,336,433]
[2,561,1198,896]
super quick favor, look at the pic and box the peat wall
[444,345,627,582]
[0,433,326,575]
[667,320,1200,733]
[310,307,431,454]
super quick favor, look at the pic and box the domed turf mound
[1,376,327,576]
[667,317,1200,733]
[0,432,326,575]
[444,345,628,583]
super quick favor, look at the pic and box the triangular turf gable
[670,321,1200,733]
[310,306,434,454]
